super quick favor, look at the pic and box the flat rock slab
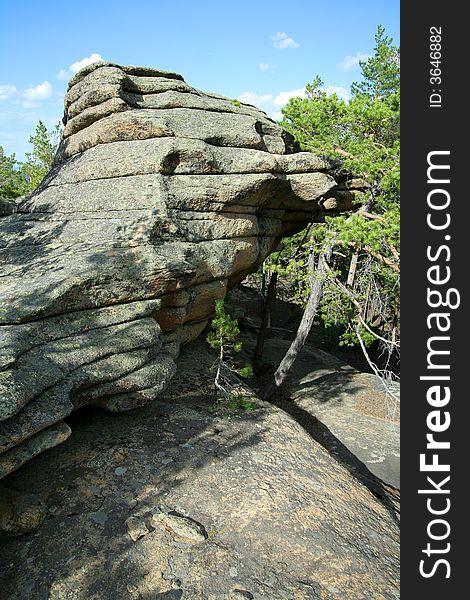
[290,368,400,489]
[227,286,400,491]
[252,339,400,489]
[0,339,399,599]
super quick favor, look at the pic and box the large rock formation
[0,62,340,486]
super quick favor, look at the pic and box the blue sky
[0,0,399,161]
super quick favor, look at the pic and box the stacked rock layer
[0,62,341,479]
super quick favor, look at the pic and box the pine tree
[0,146,27,198]
[207,300,253,398]
[351,25,400,99]
[262,25,400,398]
[22,121,62,192]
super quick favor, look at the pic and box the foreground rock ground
[0,328,399,599]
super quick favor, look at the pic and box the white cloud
[270,111,284,121]
[237,88,305,122]
[69,53,103,74]
[237,91,273,105]
[22,81,53,101]
[337,52,369,71]
[57,53,104,81]
[235,83,349,124]
[271,32,299,49]
[274,87,306,106]
[0,85,17,101]
[323,85,350,101]
[259,62,272,72]
[57,69,69,81]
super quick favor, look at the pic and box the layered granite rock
[0,62,341,486]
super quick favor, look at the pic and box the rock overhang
[0,62,346,484]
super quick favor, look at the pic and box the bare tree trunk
[259,270,267,300]
[214,339,224,394]
[347,252,359,287]
[253,271,278,363]
[261,242,333,400]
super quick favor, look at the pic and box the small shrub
[226,394,256,412]
[206,300,253,399]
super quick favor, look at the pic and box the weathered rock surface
[0,485,46,536]
[125,515,149,542]
[0,339,399,599]
[0,62,343,485]
[151,510,208,543]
